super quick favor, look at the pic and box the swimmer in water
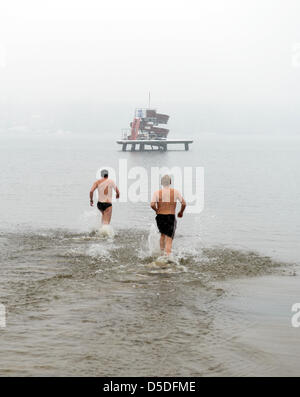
[151,174,186,256]
[89,169,120,225]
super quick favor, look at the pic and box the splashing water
[140,224,188,273]
[97,224,115,239]
[147,223,161,256]
[78,209,100,233]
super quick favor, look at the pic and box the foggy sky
[1,0,300,136]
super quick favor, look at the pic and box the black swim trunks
[97,202,112,212]
[155,214,177,238]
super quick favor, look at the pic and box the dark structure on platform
[117,106,193,151]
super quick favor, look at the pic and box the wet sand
[1,229,294,376]
[212,266,300,376]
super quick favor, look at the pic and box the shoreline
[210,266,300,376]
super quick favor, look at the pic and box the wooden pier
[116,139,193,152]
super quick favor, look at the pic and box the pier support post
[118,139,193,151]
[158,143,167,151]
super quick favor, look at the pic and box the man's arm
[89,181,98,206]
[177,194,186,218]
[150,191,158,213]
[111,181,120,199]
[150,201,158,213]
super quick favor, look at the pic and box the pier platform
[116,139,193,152]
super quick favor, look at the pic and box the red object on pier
[130,118,141,140]
[128,108,170,140]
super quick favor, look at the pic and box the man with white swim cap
[151,174,186,256]
[89,169,120,225]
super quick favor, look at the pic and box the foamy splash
[146,254,188,274]
[78,209,100,233]
[97,224,115,239]
[147,224,161,256]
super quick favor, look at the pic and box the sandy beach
[212,266,300,376]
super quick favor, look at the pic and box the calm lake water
[0,134,299,376]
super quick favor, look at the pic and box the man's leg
[165,236,173,256]
[102,206,112,225]
[160,234,166,253]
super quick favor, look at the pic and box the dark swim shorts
[97,202,112,212]
[155,214,177,238]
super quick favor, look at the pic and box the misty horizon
[1,0,300,137]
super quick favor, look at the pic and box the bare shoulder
[151,189,160,200]
[173,188,183,199]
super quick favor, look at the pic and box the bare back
[152,187,183,215]
[97,178,116,203]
